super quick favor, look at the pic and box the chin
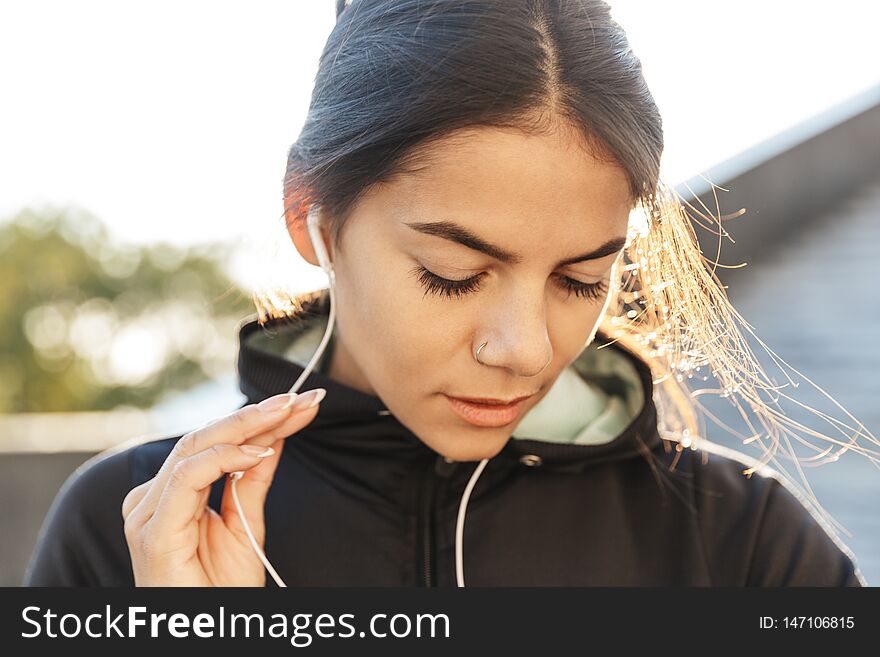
[438,436,509,463]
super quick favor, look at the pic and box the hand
[120,389,326,586]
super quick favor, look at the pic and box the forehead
[381,125,633,245]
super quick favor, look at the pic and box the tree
[0,206,254,412]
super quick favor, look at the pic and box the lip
[452,393,534,405]
[444,393,532,428]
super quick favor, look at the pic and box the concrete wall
[675,84,880,291]
[1,451,97,586]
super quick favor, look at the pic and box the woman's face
[289,125,633,462]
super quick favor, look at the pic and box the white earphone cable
[455,458,489,587]
[230,476,289,587]
[227,208,334,588]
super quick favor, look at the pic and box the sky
[1,0,878,293]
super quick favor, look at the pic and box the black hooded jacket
[24,289,866,587]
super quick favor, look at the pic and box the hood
[237,287,661,470]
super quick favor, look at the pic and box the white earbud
[227,205,337,588]
[307,206,335,280]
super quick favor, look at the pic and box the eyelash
[411,265,610,302]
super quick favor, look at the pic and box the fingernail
[240,445,275,457]
[287,388,327,411]
[257,393,298,412]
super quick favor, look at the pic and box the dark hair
[283,0,663,252]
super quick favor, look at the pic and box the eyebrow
[403,220,627,267]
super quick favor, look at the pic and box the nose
[477,291,553,378]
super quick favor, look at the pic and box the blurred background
[1,0,878,585]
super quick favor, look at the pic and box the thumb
[220,438,285,545]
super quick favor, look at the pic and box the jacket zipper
[418,457,437,587]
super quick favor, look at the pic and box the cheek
[543,296,611,370]
[391,305,458,377]
[340,261,448,385]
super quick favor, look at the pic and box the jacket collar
[236,287,661,472]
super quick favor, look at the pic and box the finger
[148,443,276,539]
[198,401,319,526]
[122,478,154,519]
[139,390,323,516]
[237,398,324,452]
[141,398,293,511]
[220,437,286,544]
[221,392,326,482]
[193,389,326,456]
[220,402,322,538]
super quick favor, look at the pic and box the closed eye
[409,265,609,302]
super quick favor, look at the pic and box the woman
[25,0,869,587]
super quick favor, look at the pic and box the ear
[284,202,330,268]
